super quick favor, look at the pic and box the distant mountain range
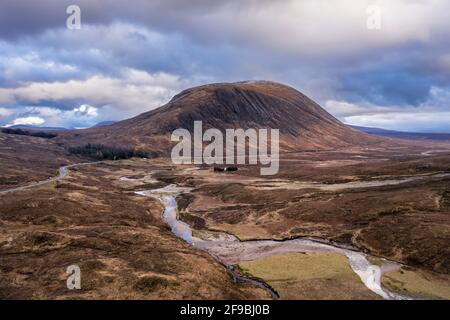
[5,121,117,131]
[349,125,450,141]
[8,125,69,131]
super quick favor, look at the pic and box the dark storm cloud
[0,0,449,131]
[333,38,450,108]
[341,71,435,106]
[0,0,249,39]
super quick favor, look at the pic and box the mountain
[60,81,384,154]
[8,125,69,131]
[91,121,117,128]
[350,125,450,141]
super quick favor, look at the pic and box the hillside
[60,81,384,154]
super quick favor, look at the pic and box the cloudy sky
[0,0,449,132]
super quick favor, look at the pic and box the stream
[136,184,413,300]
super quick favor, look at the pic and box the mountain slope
[61,81,383,154]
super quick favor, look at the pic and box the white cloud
[0,68,186,119]
[325,86,450,132]
[0,107,14,119]
[325,100,376,117]
[6,116,45,127]
[24,106,62,118]
[344,111,450,133]
[18,105,100,128]
[1,53,78,82]
[73,104,98,117]
[149,0,450,57]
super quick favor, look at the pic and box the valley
[1,146,450,299]
[1,81,449,300]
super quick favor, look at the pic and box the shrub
[68,143,152,160]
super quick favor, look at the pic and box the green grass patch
[238,252,379,300]
[382,267,450,300]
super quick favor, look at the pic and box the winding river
[136,184,414,300]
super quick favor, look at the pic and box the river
[136,184,413,300]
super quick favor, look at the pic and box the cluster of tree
[1,128,58,139]
[68,143,151,160]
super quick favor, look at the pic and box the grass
[238,252,380,300]
[133,276,171,293]
[382,267,450,300]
